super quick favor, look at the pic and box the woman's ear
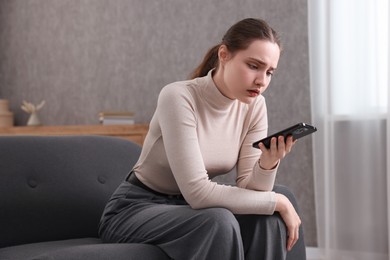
[218,45,231,64]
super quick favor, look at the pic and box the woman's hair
[190,18,281,79]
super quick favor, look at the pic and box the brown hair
[190,18,281,79]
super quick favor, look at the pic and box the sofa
[0,135,171,260]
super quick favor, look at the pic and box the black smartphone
[252,122,317,149]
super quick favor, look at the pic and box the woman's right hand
[275,193,302,251]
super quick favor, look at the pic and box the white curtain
[308,0,389,259]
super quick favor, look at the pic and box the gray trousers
[99,180,306,260]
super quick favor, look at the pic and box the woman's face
[214,39,280,104]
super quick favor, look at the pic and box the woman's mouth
[247,89,260,97]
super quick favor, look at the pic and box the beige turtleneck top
[133,70,278,215]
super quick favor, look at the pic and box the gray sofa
[0,135,171,260]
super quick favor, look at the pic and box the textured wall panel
[0,0,316,246]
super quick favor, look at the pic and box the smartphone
[252,122,317,149]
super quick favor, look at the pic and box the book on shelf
[98,111,135,125]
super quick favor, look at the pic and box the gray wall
[0,0,316,246]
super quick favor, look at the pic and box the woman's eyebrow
[248,57,277,70]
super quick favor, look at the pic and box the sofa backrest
[0,135,141,248]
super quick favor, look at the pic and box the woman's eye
[248,63,258,70]
[267,71,274,77]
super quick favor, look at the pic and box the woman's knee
[196,208,241,237]
[238,213,285,232]
[273,185,299,211]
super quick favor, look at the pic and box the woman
[99,18,306,260]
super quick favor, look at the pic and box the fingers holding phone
[257,135,296,170]
[255,123,316,169]
[283,135,296,153]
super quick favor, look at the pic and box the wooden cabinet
[0,124,149,146]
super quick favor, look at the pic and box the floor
[306,247,323,260]
[305,247,389,260]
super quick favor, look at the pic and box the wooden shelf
[0,124,149,146]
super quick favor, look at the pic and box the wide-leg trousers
[99,180,306,260]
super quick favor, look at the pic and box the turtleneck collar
[198,69,236,110]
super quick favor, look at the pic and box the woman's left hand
[257,135,296,170]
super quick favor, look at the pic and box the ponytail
[189,44,220,79]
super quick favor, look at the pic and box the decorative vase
[27,112,41,126]
[0,99,14,127]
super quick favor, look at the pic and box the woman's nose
[255,74,266,86]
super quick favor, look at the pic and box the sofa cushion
[0,238,170,260]
[0,136,141,248]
